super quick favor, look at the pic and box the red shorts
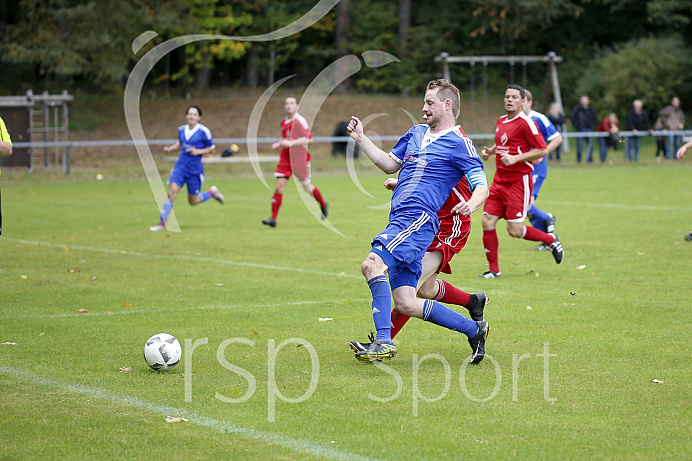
[275,150,311,184]
[426,215,471,274]
[484,173,532,223]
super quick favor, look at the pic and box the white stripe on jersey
[385,212,430,254]
[519,112,541,135]
[294,113,310,131]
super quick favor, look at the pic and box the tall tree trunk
[335,0,350,92]
[398,0,411,58]
[196,51,210,90]
[246,44,259,88]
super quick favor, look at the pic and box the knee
[507,224,523,238]
[361,254,385,280]
[188,195,200,206]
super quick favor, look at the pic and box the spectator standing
[658,96,685,159]
[547,102,566,163]
[595,112,619,162]
[626,99,653,162]
[571,95,598,163]
[654,117,666,161]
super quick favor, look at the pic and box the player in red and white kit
[350,129,489,363]
[262,96,328,227]
[478,84,564,278]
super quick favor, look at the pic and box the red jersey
[493,112,546,179]
[280,113,312,161]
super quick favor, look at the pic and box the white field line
[0,298,371,320]
[2,238,362,279]
[0,366,381,461]
[539,200,692,212]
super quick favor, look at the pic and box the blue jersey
[528,110,559,178]
[174,123,215,174]
[388,124,484,232]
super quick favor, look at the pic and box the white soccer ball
[143,333,182,371]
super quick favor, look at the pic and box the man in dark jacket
[571,95,598,163]
[626,99,653,162]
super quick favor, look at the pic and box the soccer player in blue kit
[347,79,490,363]
[522,90,563,249]
[150,104,225,232]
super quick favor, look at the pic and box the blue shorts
[169,167,205,195]
[531,174,546,200]
[370,210,436,289]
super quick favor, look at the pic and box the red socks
[522,225,555,245]
[311,186,326,207]
[434,279,471,307]
[483,228,500,273]
[271,193,282,220]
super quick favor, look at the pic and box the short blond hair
[426,79,461,119]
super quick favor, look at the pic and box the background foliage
[1,0,691,113]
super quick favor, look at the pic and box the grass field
[1,158,691,460]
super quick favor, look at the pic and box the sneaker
[149,224,165,232]
[468,321,490,364]
[544,213,556,234]
[685,232,692,242]
[262,218,277,227]
[477,270,501,279]
[548,234,564,264]
[535,243,550,251]
[210,186,225,205]
[467,293,487,322]
[320,202,329,220]
[355,340,397,363]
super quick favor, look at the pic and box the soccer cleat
[685,232,692,242]
[467,292,487,322]
[349,340,370,353]
[535,243,550,251]
[544,213,556,234]
[262,218,277,227]
[149,224,166,232]
[468,321,490,364]
[477,270,501,279]
[210,185,225,205]
[355,340,397,362]
[548,234,564,264]
[320,201,329,220]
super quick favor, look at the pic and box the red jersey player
[262,96,328,227]
[478,84,564,278]
[350,129,490,363]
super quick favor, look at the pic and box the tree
[575,36,692,117]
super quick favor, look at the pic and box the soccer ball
[143,333,182,371]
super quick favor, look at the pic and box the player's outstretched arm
[347,116,401,174]
[677,140,692,159]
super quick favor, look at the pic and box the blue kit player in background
[522,89,563,250]
[150,104,225,232]
[347,79,490,363]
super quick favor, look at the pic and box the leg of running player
[390,251,443,338]
[301,181,328,219]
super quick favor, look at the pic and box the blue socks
[422,299,479,338]
[159,200,173,224]
[368,275,393,343]
[528,203,550,232]
[198,190,213,203]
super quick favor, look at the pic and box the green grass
[1,159,691,460]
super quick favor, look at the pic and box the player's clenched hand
[451,202,473,216]
[499,152,517,166]
[384,178,398,190]
[347,116,363,141]
[481,146,493,161]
